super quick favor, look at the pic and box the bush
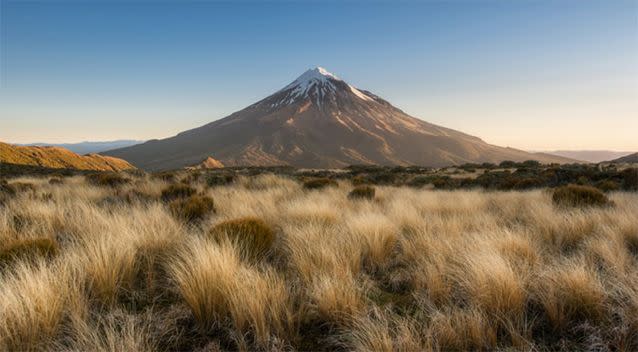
[552,185,611,208]
[621,168,637,191]
[303,178,338,190]
[11,182,36,193]
[86,173,129,187]
[48,177,64,185]
[206,173,235,187]
[209,217,275,260]
[0,179,16,196]
[499,160,517,168]
[348,186,376,200]
[169,195,216,223]
[0,238,59,265]
[152,171,177,183]
[595,180,619,193]
[161,184,196,202]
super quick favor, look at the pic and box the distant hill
[0,142,134,171]
[541,150,633,163]
[103,67,575,171]
[21,140,143,155]
[609,152,638,163]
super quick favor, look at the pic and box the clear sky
[1,0,637,151]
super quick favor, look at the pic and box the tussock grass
[0,174,636,350]
[0,237,59,266]
[552,184,611,208]
[302,177,338,190]
[160,184,196,202]
[209,217,275,261]
[168,195,215,223]
[348,185,376,200]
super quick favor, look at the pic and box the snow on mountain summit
[274,67,372,107]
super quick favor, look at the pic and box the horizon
[1,0,637,151]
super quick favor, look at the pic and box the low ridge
[0,142,135,171]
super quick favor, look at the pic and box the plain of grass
[0,173,637,351]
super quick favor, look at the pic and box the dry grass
[0,173,636,351]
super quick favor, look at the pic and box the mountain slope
[22,140,143,155]
[541,150,633,163]
[0,142,135,171]
[609,152,638,163]
[104,67,574,171]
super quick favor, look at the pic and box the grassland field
[0,166,637,351]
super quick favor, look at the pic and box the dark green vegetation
[552,185,611,208]
[348,185,376,200]
[169,195,216,223]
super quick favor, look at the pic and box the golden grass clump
[0,262,71,351]
[170,239,293,344]
[532,261,607,332]
[168,195,216,223]
[209,217,276,261]
[0,238,59,265]
[552,184,611,208]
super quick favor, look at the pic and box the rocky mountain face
[103,67,574,171]
[0,142,135,171]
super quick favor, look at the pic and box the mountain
[0,142,134,171]
[22,140,143,155]
[103,67,575,171]
[541,150,633,163]
[609,152,638,163]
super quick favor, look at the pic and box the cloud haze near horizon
[1,0,636,151]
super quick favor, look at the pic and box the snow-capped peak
[272,66,373,107]
[286,67,340,90]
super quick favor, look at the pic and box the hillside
[104,67,575,171]
[0,142,134,171]
[610,152,638,163]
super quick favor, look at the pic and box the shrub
[86,173,129,187]
[206,173,235,187]
[152,171,177,183]
[160,184,196,202]
[0,238,59,265]
[209,217,275,260]
[595,180,619,192]
[521,160,541,168]
[11,182,36,193]
[48,177,64,185]
[0,179,16,197]
[621,168,637,191]
[552,185,610,208]
[407,175,436,188]
[348,186,376,200]
[351,175,369,186]
[169,195,216,223]
[499,160,517,168]
[303,178,338,190]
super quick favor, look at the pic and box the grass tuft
[169,195,216,223]
[160,184,196,202]
[209,217,276,261]
[0,238,59,265]
[303,178,338,190]
[348,185,376,200]
[552,184,611,208]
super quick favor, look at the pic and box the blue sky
[1,0,636,150]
